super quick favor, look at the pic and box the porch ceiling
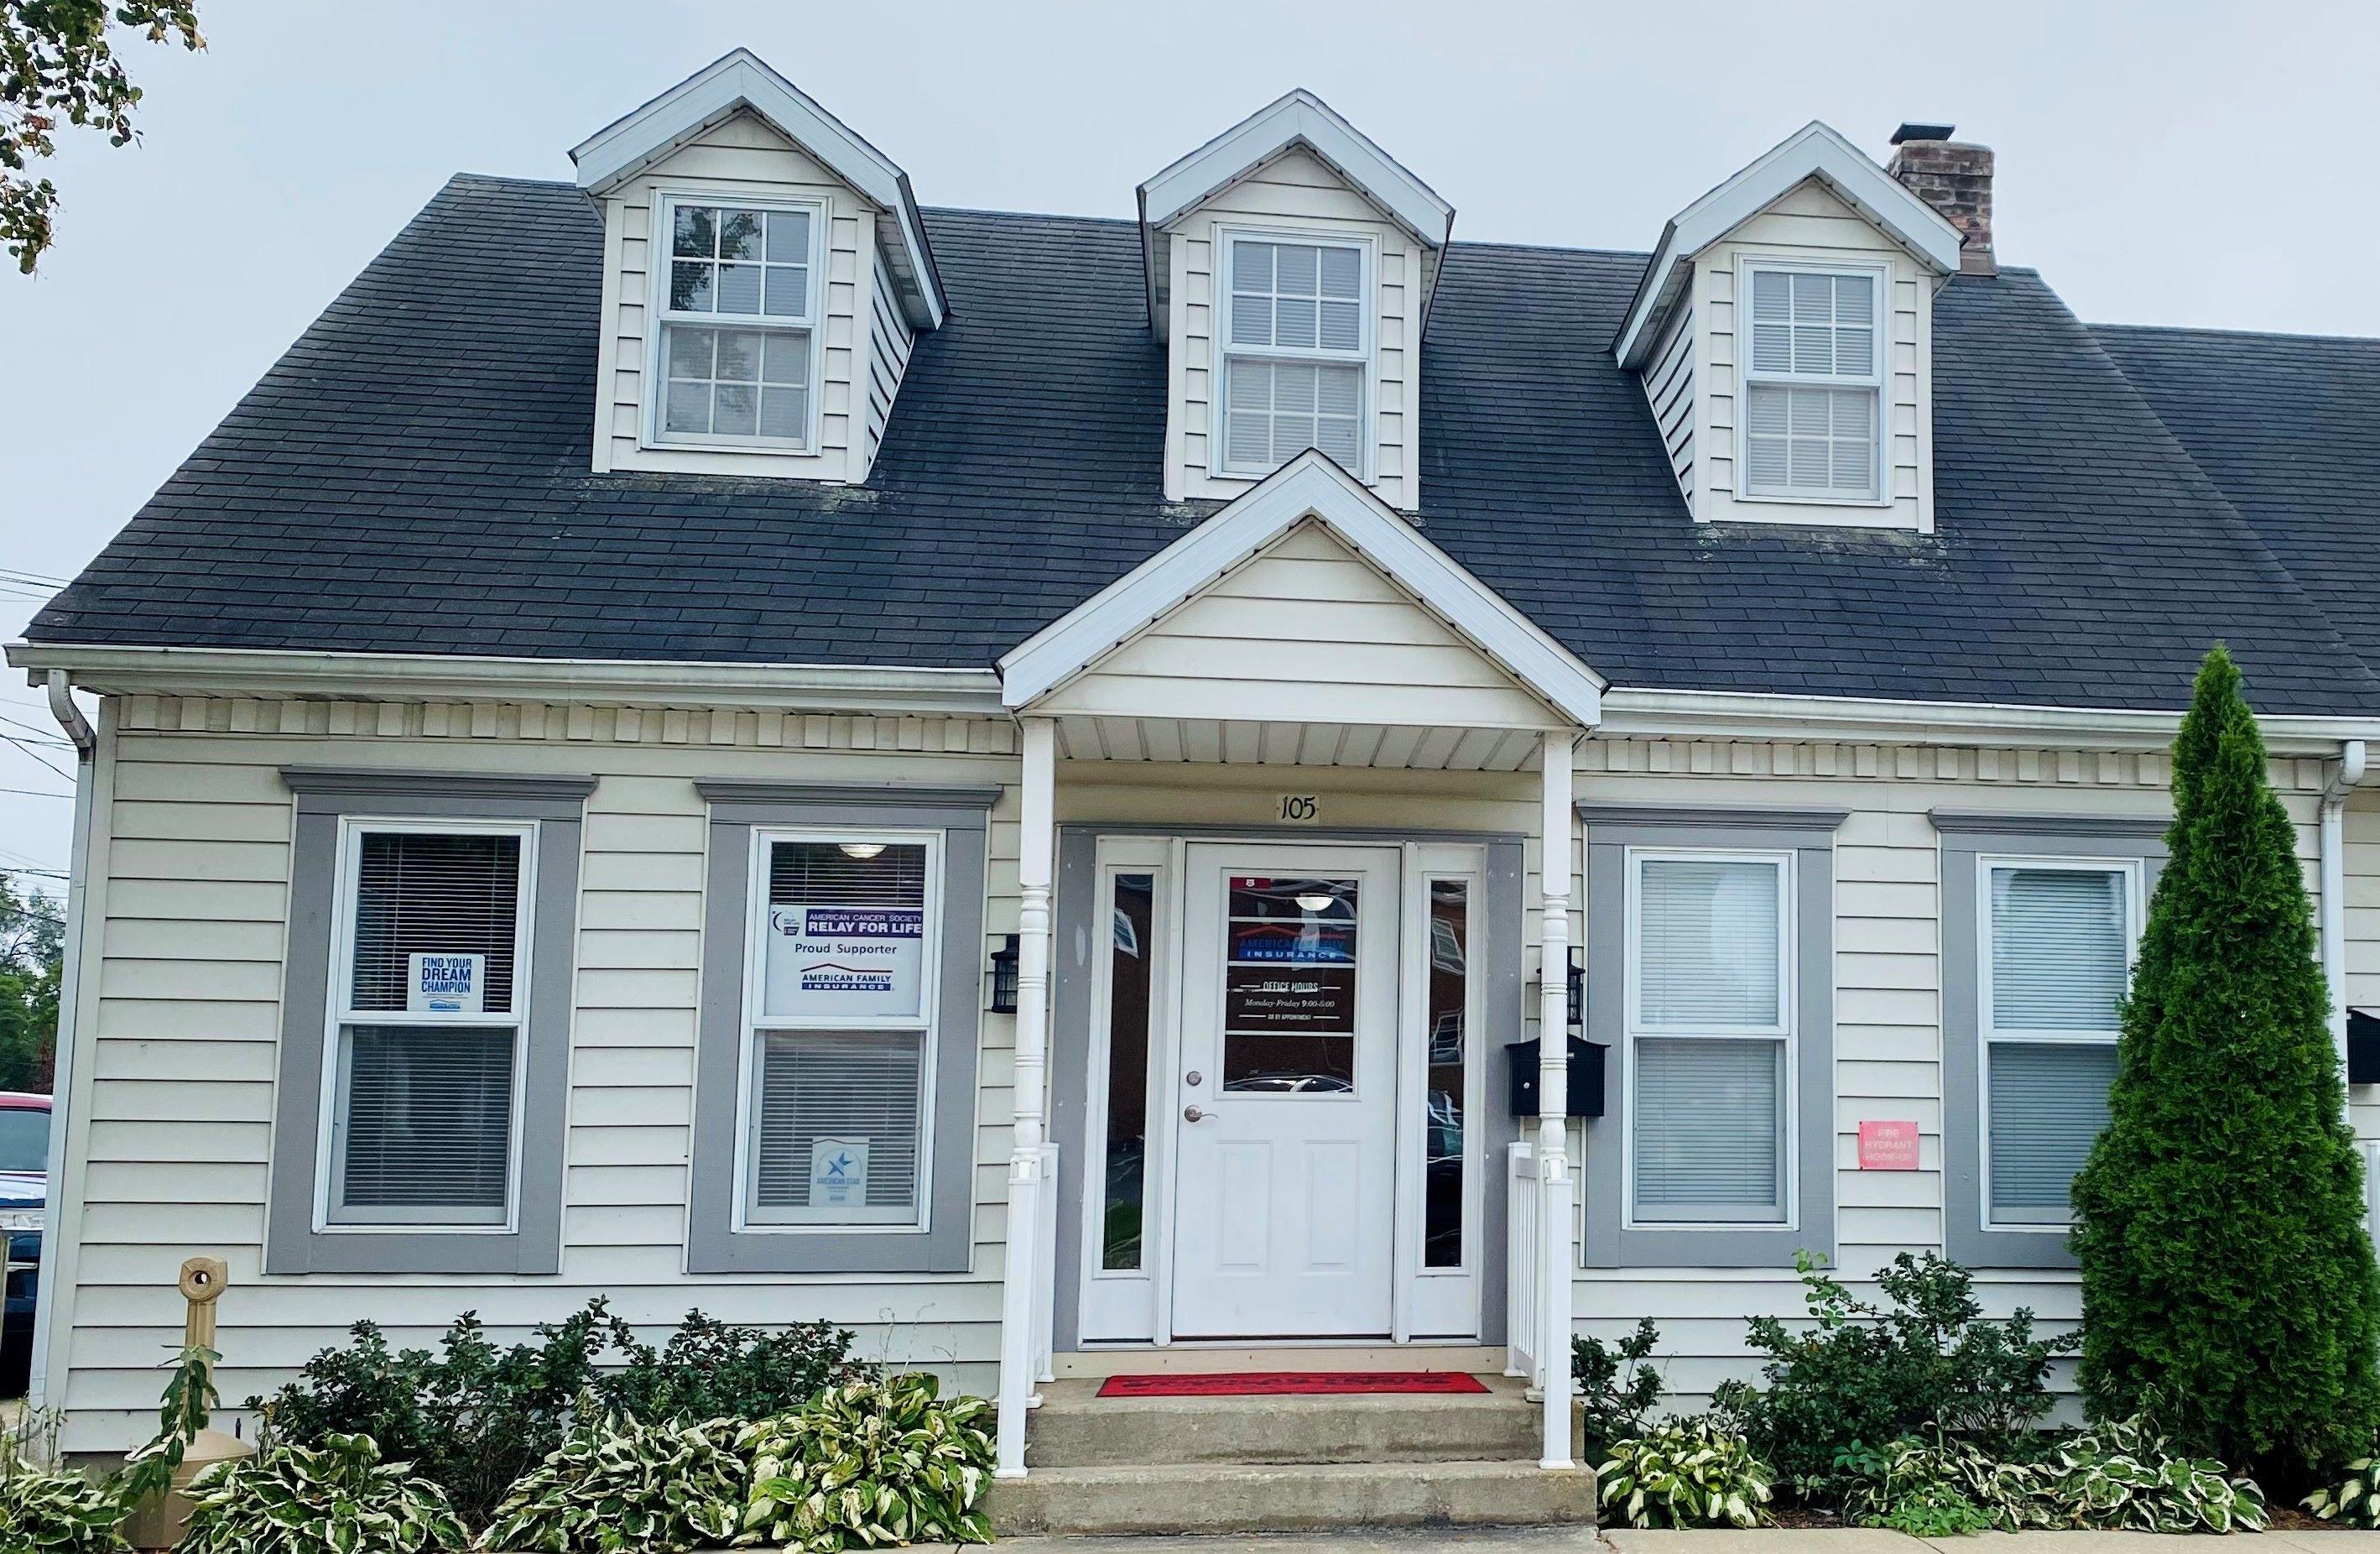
[1049,713,1544,770]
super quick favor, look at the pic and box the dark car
[0,1092,50,1399]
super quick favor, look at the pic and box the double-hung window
[1980,859,2137,1225]
[325,821,534,1228]
[1218,232,1368,477]
[1742,263,1883,501]
[654,196,820,449]
[1626,851,1793,1224]
[741,833,940,1228]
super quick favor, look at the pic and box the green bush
[737,1374,995,1551]
[0,1447,126,1554]
[1595,1417,1774,1529]
[2304,1452,2380,1526]
[1834,1438,1997,1536]
[1570,1318,1664,1459]
[476,1411,745,1554]
[1831,1416,2264,1536]
[253,1301,865,1525]
[2072,644,2380,1474]
[1710,1251,2069,1482]
[179,1431,468,1554]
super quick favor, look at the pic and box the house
[14,48,2380,1530]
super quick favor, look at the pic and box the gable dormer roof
[1137,89,1454,338]
[1612,120,1963,368]
[570,48,946,330]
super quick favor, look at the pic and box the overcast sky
[0,0,2372,879]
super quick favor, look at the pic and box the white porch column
[996,716,1057,1478]
[1537,730,1578,1469]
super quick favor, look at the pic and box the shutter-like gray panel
[1987,1040,2117,1214]
[337,1025,514,1219]
[1990,865,2129,1030]
[753,1031,924,1220]
[1632,1036,1784,1221]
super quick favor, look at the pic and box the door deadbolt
[1185,1071,1203,1087]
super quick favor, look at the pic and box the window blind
[1633,1036,1784,1218]
[1637,858,1782,1028]
[1987,1040,2117,1213]
[753,1031,924,1218]
[1749,269,1874,377]
[1223,358,1363,470]
[337,1025,514,1217]
[1989,866,2129,1030]
[350,832,520,1014]
[769,842,927,909]
[1745,383,1874,495]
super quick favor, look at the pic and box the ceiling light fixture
[1294,890,1336,914]
[838,842,887,860]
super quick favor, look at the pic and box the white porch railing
[1506,1141,1543,1390]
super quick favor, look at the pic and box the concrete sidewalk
[993,1528,2379,1553]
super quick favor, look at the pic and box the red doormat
[1097,1370,1490,1398]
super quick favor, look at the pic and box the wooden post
[179,1257,227,1358]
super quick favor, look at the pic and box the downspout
[2321,738,2367,1101]
[28,670,95,1417]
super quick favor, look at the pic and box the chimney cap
[1891,122,1957,146]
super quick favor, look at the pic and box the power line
[0,716,68,744]
[0,787,70,800]
[0,741,70,785]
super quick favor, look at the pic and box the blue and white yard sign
[764,904,926,1019]
[407,952,486,1014]
[809,1136,870,1209]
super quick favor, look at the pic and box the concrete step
[987,1458,1599,1536]
[1026,1375,1576,1468]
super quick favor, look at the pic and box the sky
[1,0,2374,883]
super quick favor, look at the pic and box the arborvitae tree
[2071,644,2380,1473]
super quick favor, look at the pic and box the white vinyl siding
[653,196,822,450]
[1981,860,2136,1225]
[741,835,938,1228]
[1742,265,1881,501]
[1627,853,1791,1223]
[325,822,533,1227]
[1218,234,1368,477]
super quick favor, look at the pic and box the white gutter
[27,672,95,1421]
[6,643,1006,716]
[2322,739,2369,1096]
[1600,685,2380,757]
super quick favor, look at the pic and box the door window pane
[1221,876,1358,1093]
[1101,874,1155,1270]
[1632,1036,1784,1221]
[1424,879,1468,1268]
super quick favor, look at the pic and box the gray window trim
[688,780,995,1274]
[1938,811,2166,1270]
[267,769,593,1275]
[1046,825,1527,1351]
[1579,805,1845,1268]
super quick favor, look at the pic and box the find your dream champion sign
[765,904,927,1019]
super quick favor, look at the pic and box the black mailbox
[2351,1009,2380,1086]
[1506,1037,1608,1118]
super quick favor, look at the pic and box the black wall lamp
[1566,943,1585,1031]
[989,935,1020,1014]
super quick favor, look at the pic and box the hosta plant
[178,1431,467,1554]
[736,1374,995,1551]
[0,1447,127,1554]
[1596,1417,1775,1529]
[476,1411,745,1554]
[2305,1453,2380,1526]
[2040,1413,2266,1533]
[1834,1438,2001,1537]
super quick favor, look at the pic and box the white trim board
[1613,121,1963,370]
[995,451,1605,727]
[1138,88,1454,340]
[570,48,945,331]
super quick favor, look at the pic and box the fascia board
[1138,91,1454,248]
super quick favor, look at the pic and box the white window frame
[1211,222,1377,482]
[1735,256,1888,507]
[1976,853,2142,1231]
[731,826,944,1233]
[644,189,827,455]
[1620,847,1796,1228]
[315,816,538,1234]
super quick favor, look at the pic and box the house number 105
[1277,795,1320,822]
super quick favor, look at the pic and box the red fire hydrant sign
[1857,1119,1920,1171]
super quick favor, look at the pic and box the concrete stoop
[987,1375,1597,1536]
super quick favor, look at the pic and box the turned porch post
[1537,730,1578,1469]
[996,717,1057,1478]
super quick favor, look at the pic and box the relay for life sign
[765,905,925,1018]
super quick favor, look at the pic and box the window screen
[1219,237,1366,477]
[747,837,937,1227]
[1743,268,1880,500]
[331,826,528,1226]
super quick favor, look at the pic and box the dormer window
[1217,232,1370,477]
[654,196,822,449]
[1741,263,1882,503]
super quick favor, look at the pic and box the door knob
[1184,1105,1208,1123]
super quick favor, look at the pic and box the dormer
[1614,123,1971,533]
[1139,91,1453,511]
[572,50,945,484]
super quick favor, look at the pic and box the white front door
[1170,843,1401,1338]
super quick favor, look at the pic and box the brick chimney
[1887,123,1995,276]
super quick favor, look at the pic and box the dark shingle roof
[28,174,2379,716]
